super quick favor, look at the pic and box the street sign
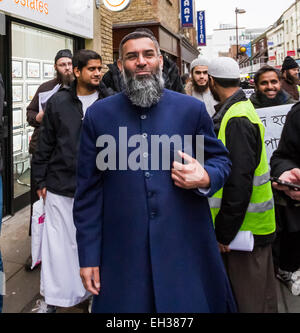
[181,0,194,28]
[197,11,206,46]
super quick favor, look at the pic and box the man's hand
[272,168,300,201]
[218,243,231,253]
[171,151,210,190]
[36,110,45,123]
[37,187,47,200]
[80,267,100,295]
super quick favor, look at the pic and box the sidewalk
[0,205,88,313]
[0,205,300,313]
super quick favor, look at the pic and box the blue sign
[197,11,206,46]
[241,42,252,58]
[245,42,252,58]
[181,0,194,28]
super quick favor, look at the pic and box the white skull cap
[208,57,240,79]
[190,56,210,71]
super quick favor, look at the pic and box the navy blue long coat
[73,89,237,313]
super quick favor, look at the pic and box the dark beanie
[55,49,73,63]
[282,56,299,71]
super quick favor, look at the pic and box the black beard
[123,68,165,108]
[285,70,299,85]
[56,71,75,86]
[256,90,286,107]
[192,79,209,93]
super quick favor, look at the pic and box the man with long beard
[185,56,217,117]
[25,49,74,271]
[73,31,237,313]
[281,56,300,101]
[250,65,296,109]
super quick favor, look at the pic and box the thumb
[177,150,194,164]
[93,268,100,290]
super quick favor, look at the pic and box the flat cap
[208,57,240,79]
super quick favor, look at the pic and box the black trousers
[273,230,300,272]
[272,205,300,273]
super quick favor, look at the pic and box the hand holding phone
[270,177,300,190]
[271,168,300,202]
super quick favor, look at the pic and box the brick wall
[157,0,180,35]
[112,0,159,25]
[85,5,113,70]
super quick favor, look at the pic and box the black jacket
[213,89,275,246]
[0,74,4,173]
[101,57,185,95]
[249,90,296,109]
[32,81,104,197]
[271,102,300,209]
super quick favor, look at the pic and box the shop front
[0,0,93,217]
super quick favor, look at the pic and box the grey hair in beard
[122,67,165,108]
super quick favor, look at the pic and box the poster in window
[13,108,23,129]
[43,62,54,79]
[13,85,23,103]
[26,130,34,152]
[12,60,23,79]
[13,132,23,153]
[27,61,40,79]
[27,84,39,102]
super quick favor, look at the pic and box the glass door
[11,22,73,207]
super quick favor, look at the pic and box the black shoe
[24,255,41,272]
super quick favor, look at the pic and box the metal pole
[236,10,239,61]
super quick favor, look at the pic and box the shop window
[11,22,73,199]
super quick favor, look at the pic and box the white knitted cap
[208,57,240,79]
[190,56,210,71]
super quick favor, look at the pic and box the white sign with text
[256,104,295,162]
[0,0,93,39]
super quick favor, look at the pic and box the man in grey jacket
[185,56,217,117]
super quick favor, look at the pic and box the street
[0,205,299,314]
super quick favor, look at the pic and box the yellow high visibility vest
[209,100,276,235]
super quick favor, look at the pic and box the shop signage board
[102,0,131,12]
[181,0,194,28]
[0,0,93,39]
[197,11,206,46]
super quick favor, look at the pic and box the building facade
[0,0,113,216]
[111,0,199,74]
[210,25,265,58]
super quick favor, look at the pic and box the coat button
[143,152,148,158]
[140,114,147,120]
[145,172,150,178]
[150,211,156,219]
[142,133,147,138]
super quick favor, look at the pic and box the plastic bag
[31,197,45,269]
